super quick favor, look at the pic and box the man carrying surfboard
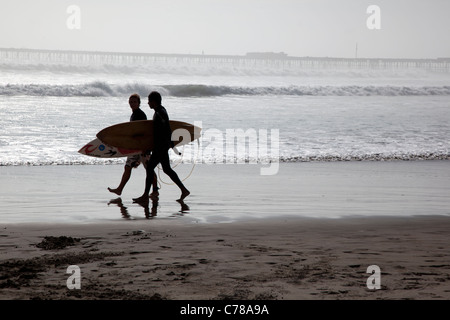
[108,93,158,197]
[133,91,190,202]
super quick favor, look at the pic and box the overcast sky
[1,0,449,58]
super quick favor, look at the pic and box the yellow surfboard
[96,120,201,151]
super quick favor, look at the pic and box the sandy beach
[1,161,450,300]
[1,216,450,300]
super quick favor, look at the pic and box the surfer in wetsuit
[108,93,158,196]
[133,91,190,202]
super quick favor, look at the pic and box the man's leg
[160,150,190,200]
[143,153,159,197]
[109,155,141,195]
[150,171,159,197]
[133,152,161,202]
[108,165,132,196]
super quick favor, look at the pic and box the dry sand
[1,216,450,300]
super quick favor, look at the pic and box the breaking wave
[1,81,450,97]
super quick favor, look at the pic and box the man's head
[129,93,141,111]
[148,91,162,109]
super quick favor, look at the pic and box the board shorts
[125,153,151,169]
[125,154,141,168]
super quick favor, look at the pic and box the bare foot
[179,189,190,201]
[176,199,190,212]
[133,195,149,203]
[108,187,122,196]
[150,194,159,201]
[107,197,123,205]
[150,189,159,198]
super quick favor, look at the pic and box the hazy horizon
[1,0,450,59]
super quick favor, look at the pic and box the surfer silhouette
[133,91,190,203]
[108,93,158,197]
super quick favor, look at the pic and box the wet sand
[1,161,449,223]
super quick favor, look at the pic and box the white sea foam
[1,93,449,166]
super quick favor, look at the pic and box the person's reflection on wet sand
[110,197,189,220]
[177,199,190,214]
[107,197,130,219]
[134,196,159,219]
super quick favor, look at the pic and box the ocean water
[0,54,449,223]
[0,58,449,167]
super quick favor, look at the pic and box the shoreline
[1,215,450,300]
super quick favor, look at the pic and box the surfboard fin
[172,146,182,156]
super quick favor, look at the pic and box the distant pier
[0,48,449,72]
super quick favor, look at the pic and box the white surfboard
[78,138,141,158]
